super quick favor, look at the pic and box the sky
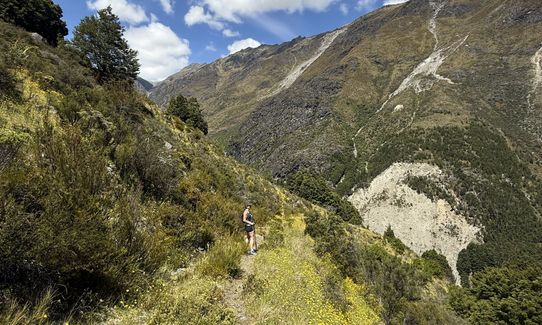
[54,0,409,82]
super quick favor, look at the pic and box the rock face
[348,163,481,284]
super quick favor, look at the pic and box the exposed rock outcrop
[349,163,481,284]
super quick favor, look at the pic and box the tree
[167,95,208,134]
[72,6,139,84]
[0,0,68,46]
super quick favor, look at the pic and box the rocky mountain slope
[150,0,542,285]
[135,76,154,93]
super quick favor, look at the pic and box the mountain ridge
[149,0,542,287]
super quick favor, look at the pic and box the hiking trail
[223,234,264,325]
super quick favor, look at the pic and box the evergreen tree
[72,7,139,84]
[167,95,208,134]
[0,0,68,46]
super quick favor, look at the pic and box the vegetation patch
[244,216,380,324]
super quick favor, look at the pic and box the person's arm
[243,209,249,224]
[243,210,254,225]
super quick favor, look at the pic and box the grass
[244,215,381,324]
[196,235,246,279]
[98,273,236,325]
[0,290,66,325]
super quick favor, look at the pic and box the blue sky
[54,0,408,82]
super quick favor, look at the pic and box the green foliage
[361,125,542,284]
[405,175,454,205]
[450,264,542,324]
[0,0,67,46]
[109,277,236,325]
[0,57,18,100]
[383,226,407,255]
[0,129,30,170]
[166,95,208,135]
[0,126,176,314]
[304,212,455,324]
[417,250,454,282]
[72,7,139,84]
[0,22,283,322]
[286,170,362,224]
[265,218,285,249]
[0,289,58,325]
[196,236,245,279]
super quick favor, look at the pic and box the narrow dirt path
[223,234,263,325]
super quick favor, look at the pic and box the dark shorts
[245,224,254,233]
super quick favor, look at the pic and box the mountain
[3,1,542,323]
[150,0,542,287]
[135,76,154,93]
[0,19,470,324]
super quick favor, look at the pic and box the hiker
[243,204,257,255]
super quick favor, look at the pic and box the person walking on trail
[243,204,257,255]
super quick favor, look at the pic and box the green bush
[166,95,208,135]
[286,170,362,224]
[416,250,454,282]
[196,236,246,279]
[450,264,542,324]
[265,218,285,249]
[0,125,182,316]
[384,226,407,255]
[304,211,461,324]
[0,59,18,100]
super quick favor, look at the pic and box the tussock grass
[0,290,67,325]
[196,235,246,279]
[99,275,235,325]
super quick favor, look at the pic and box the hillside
[0,19,476,325]
[149,0,542,289]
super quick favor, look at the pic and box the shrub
[286,170,362,224]
[196,236,246,279]
[383,226,407,255]
[166,95,208,135]
[0,59,18,99]
[450,264,542,324]
[0,289,58,325]
[0,126,174,315]
[417,250,454,282]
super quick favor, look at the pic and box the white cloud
[227,38,261,54]
[197,0,337,23]
[205,42,217,51]
[222,28,240,37]
[184,5,224,30]
[355,0,378,11]
[249,14,295,40]
[384,0,409,5]
[124,22,191,82]
[184,0,337,38]
[86,0,148,25]
[157,0,174,14]
[339,3,348,15]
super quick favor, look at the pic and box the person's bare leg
[249,231,255,252]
